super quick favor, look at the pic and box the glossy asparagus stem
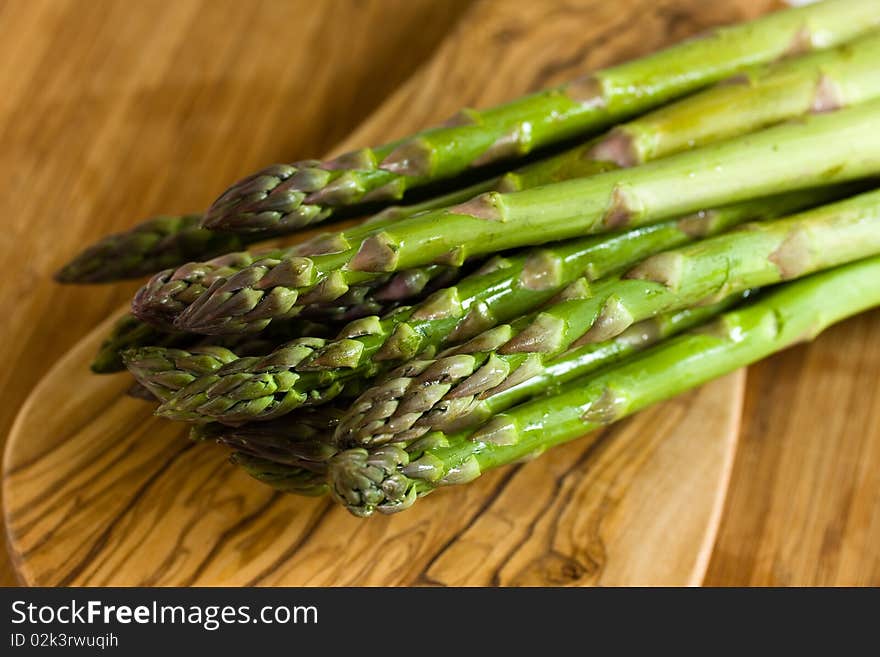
[174,302,750,488]
[193,301,737,473]
[146,100,880,335]
[328,256,880,516]
[335,188,880,446]
[155,188,841,425]
[591,31,880,167]
[133,147,615,330]
[203,0,880,235]
[403,294,750,434]
[131,37,880,331]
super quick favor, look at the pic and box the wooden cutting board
[2,0,782,586]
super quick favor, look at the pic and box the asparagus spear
[120,315,341,397]
[186,301,737,475]
[148,99,880,335]
[92,314,192,374]
[55,158,501,286]
[294,29,880,318]
[195,301,743,501]
[328,256,880,517]
[123,345,241,401]
[95,310,335,375]
[396,294,750,434]
[154,187,841,425]
[334,188,880,446]
[203,0,880,235]
[201,408,343,472]
[130,200,495,329]
[231,453,328,497]
[55,215,258,284]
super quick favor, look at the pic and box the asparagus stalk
[231,453,328,497]
[334,188,880,446]
[147,99,880,335]
[404,294,751,434]
[120,315,340,396]
[154,187,841,425]
[130,33,880,327]
[186,301,737,476]
[55,158,500,286]
[129,197,496,329]
[123,345,242,401]
[95,311,335,375]
[328,256,880,516]
[92,314,192,374]
[55,215,258,284]
[133,34,880,330]
[201,408,343,472]
[188,298,754,502]
[203,0,880,235]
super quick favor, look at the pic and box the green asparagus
[395,294,750,435]
[97,311,335,375]
[55,215,259,284]
[202,0,880,234]
[151,100,880,335]
[297,30,880,316]
[202,408,343,472]
[155,188,842,425]
[123,345,242,401]
[92,314,192,374]
[334,188,880,446]
[188,301,738,472]
[328,256,880,516]
[231,453,328,497]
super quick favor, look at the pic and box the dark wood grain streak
[243,500,335,587]
[413,465,524,587]
[181,492,284,586]
[56,442,199,586]
[10,400,170,532]
[495,431,617,586]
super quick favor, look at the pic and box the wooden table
[0,0,877,586]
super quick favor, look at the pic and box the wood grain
[706,309,880,586]
[3,310,743,585]
[5,0,876,586]
[0,0,470,586]
[1,0,779,586]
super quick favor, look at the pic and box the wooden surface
[1,0,878,586]
[4,312,742,585]
[706,309,880,586]
[0,0,756,587]
[0,0,471,587]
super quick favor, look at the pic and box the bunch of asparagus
[58,0,880,516]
